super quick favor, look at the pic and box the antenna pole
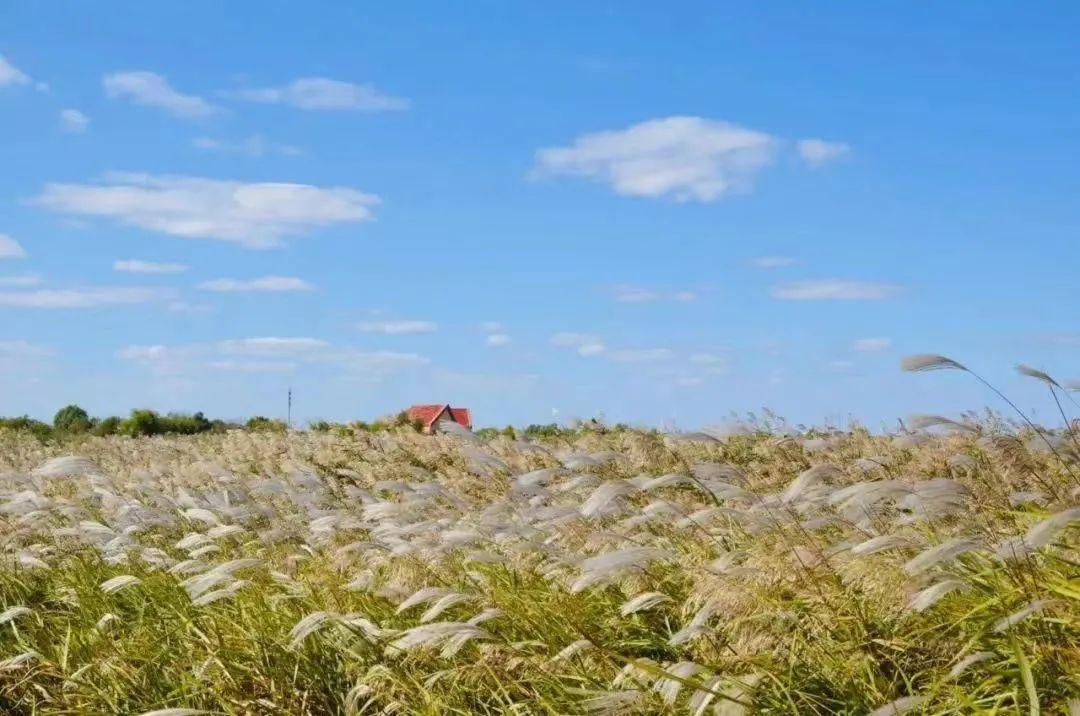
[287,386,293,429]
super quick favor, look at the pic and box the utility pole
[287,386,292,429]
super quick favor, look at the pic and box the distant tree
[501,425,516,439]
[160,411,212,435]
[53,404,91,433]
[120,409,161,437]
[92,416,122,436]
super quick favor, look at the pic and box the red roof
[406,404,472,430]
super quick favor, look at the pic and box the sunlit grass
[0,367,1077,713]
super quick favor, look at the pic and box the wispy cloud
[192,135,302,157]
[199,276,314,293]
[103,71,217,117]
[607,348,674,363]
[35,173,378,249]
[0,274,42,287]
[606,284,698,303]
[1045,333,1080,346]
[121,338,428,383]
[551,332,606,356]
[355,320,437,335]
[689,352,731,374]
[478,321,503,333]
[852,337,892,352]
[233,77,408,112]
[218,337,328,355]
[314,349,429,375]
[435,370,539,391]
[0,286,171,308]
[535,116,777,202]
[59,109,90,133]
[486,334,511,347]
[114,259,188,274]
[797,139,851,167]
[116,344,193,374]
[825,359,857,374]
[206,360,297,373]
[0,340,54,359]
[749,256,798,268]
[771,279,901,301]
[0,55,32,88]
[167,300,211,314]
[0,234,26,259]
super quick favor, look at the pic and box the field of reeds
[0,358,1077,714]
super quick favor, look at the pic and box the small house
[406,404,473,434]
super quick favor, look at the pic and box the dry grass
[0,411,1076,714]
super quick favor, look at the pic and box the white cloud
[610,285,660,302]
[193,135,302,157]
[315,349,430,374]
[689,351,731,375]
[0,234,26,259]
[478,321,503,333]
[103,71,217,117]
[607,284,698,302]
[771,280,901,301]
[486,333,511,347]
[0,274,42,287]
[852,337,892,352]
[59,109,90,133]
[167,301,211,314]
[0,55,32,87]
[218,337,328,355]
[36,173,378,249]
[199,276,314,293]
[535,116,777,202]
[436,370,539,391]
[0,340,53,358]
[120,338,426,382]
[797,139,851,167]
[355,320,437,335]
[116,344,193,374]
[0,286,170,308]
[235,77,408,112]
[207,360,297,373]
[826,359,857,374]
[114,259,188,274]
[607,348,674,363]
[551,332,606,356]
[750,256,798,268]
[117,344,177,362]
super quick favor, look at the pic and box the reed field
[0,358,1077,714]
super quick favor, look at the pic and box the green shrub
[246,416,287,433]
[53,404,92,433]
[119,409,162,437]
[92,416,122,436]
[0,415,53,440]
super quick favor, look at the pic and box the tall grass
[0,363,1076,713]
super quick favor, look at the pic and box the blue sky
[2,2,1079,429]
